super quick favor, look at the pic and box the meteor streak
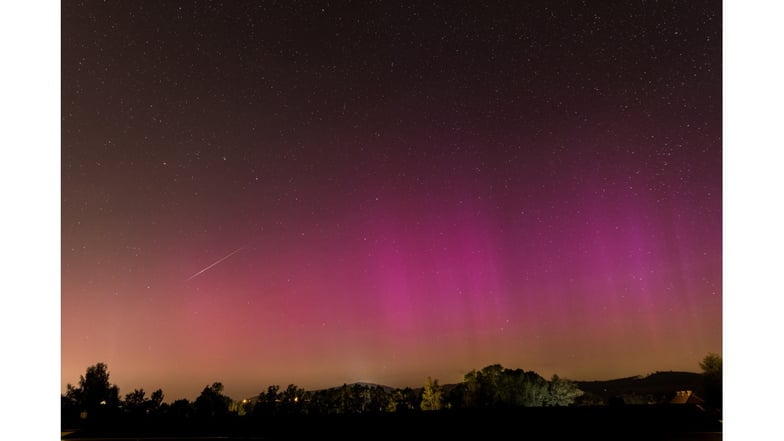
[186,246,246,281]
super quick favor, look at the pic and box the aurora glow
[62,1,722,402]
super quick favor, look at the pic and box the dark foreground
[63,405,722,440]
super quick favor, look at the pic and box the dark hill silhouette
[328,381,396,392]
[576,371,704,404]
[262,370,705,410]
[271,370,703,402]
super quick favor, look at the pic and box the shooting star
[186,246,247,281]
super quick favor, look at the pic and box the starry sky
[61,0,722,402]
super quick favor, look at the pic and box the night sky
[61,1,722,402]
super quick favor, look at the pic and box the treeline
[61,363,583,430]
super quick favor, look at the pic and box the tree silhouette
[386,387,418,413]
[420,376,443,411]
[280,384,307,415]
[167,398,193,420]
[367,385,390,413]
[64,362,121,421]
[459,369,480,408]
[255,384,280,416]
[148,389,164,413]
[445,364,580,409]
[699,352,722,411]
[124,389,147,413]
[386,389,406,413]
[497,367,548,407]
[544,374,584,406]
[194,382,232,419]
[305,388,331,415]
[123,387,165,417]
[60,360,606,434]
[477,364,505,407]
